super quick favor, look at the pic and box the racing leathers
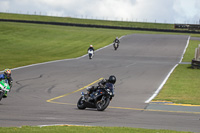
[0,74,13,97]
[86,79,115,101]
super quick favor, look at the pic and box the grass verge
[182,40,200,62]
[0,125,193,133]
[154,64,200,105]
[154,39,200,105]
[1,21,199,71]
[0,22,135,70]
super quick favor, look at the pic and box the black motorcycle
[113,42,119,50]
[77,83,114,111]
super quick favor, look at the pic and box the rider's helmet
[90,45,93,47]
[4,69,11,78]
[108,75,116,84]
[116,37,119,39]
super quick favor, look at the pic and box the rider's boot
[3,92,7,98]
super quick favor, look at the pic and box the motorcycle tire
[77,97,86,110]
[89,54,92,59]
[0,92,4,101]
[96,97,110,111]
[113,43,118,50]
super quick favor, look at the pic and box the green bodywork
[0,80,11,95]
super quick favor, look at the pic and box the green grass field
[0,21,136,70]
[0,125,193,133]
[182,40,199,62]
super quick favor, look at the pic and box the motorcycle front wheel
[96,97,110,111]
[77,97,86,110]
[0,91,4,101]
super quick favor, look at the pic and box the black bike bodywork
[113,42,119,50]
[77,84,114,111]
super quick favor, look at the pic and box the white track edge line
[145,36,191,103]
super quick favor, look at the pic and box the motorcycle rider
[86,75,116,101]
[113,37,120,50]
[87,45,95,59]
[114,37,120,43]
[87,45,95,52]
[0,69,13,98]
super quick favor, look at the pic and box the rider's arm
[8,77,13,88]
[98,79,107,87]
[0,74,4,80]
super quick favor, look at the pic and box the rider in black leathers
[113,37,120,49]
[87,45,95,52]
[86,75,116,101]
[113,37,120,44]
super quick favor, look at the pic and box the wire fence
[1,10,200,24]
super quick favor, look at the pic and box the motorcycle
[113,42,119,50]
[0,79,11,101]
[77,83,114,111]
[88,49,94,59]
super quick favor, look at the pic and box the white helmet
[90,45,93,47]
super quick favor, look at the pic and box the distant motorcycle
[0,79,11,101]
[88,49,94,59]
[113,42,119,50]
[77,83,114,111]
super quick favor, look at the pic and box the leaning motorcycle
[0,79,11,101]
[77,83,114,111]
[113,42,119,50]
[88,49,94,59]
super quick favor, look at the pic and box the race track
[1,34,200,132]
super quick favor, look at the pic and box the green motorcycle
[0,80,11,101]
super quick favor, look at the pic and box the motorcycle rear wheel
[96,97,110,111]
[77,97,86,109]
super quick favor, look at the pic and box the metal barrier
[175,24,200,30]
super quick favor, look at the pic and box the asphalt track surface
[1,34,200,132]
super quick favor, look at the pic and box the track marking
[46,78,104,103]
[38,124,91,127]
[46,77,200,115]
[151,100,200,107]
[145,36,191,103]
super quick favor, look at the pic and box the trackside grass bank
[154,40,200,105]
[0,22,135,70]
[0,13,174,30]
[0,126,193,133]
[2,21,199,71]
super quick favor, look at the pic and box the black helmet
[108,75,116,84]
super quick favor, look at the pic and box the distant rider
[114,37,120,44]
[113,37,120,49]
[87,45,95,52]
[86,75,116,101]
[0,69,13,98]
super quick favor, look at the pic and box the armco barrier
[1,19,200,34]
